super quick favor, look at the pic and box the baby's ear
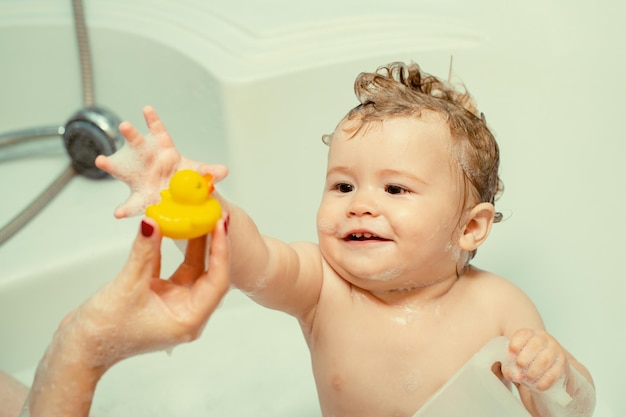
[458,203,495,251]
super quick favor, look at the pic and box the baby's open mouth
[345,233,388,242]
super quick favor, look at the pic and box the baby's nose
[347,189,379,217]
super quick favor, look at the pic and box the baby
[96,62,595,417]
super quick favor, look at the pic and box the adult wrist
[22,324,107,417]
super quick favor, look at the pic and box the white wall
[218,3,626,415]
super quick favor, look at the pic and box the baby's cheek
[316,205,339,236]
[316,219,338,237]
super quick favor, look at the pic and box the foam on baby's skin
[316,220,337,237]
[403,370,422,393]
[367,267,402,282]
[390,301,440,327]
[106,134,170,217]
[531,365,596,417]
[240,273,268,297]
[501,353,595,417]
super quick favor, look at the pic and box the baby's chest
[308,303,500,415]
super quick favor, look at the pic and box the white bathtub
[0,1,623,416]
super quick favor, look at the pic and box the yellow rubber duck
[146,169,222,239]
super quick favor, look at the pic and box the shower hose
[0,0,113,246]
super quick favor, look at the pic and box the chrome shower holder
[0,0,124,245]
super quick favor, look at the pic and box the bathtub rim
[0,0,486,83]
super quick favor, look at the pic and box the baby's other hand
[95,106,228,218]
[502,329,570,392]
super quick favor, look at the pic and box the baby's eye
[385,184,408,195]
[333,182,354,193]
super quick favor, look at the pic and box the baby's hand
[95,106,228,218]
[502,329,570,393]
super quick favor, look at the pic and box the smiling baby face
[316,113,469,293]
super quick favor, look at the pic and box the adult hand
[63,217,231,368]
[24,217,230,417]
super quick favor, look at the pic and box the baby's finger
[94,154,112,173]
[508,328,536,357]
[514,333,551,369]
[531,354,568,391]
[501,360,522,384]
[118,120,146,148]
[522,345,558,382]
[142,106,174,147]
[192,218,230,316]
[196,163,229,183]
[113,202,132,220]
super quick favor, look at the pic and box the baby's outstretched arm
[95,106,228,218]
[99,106,322,319]
[216,201,323,319]
[503,329,595,417]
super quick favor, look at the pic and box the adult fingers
[192,218,231,317]
[169,235,207,286]
[118,218,163,288]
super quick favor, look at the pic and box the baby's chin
[343,264,457,295]
[340,265,407,291]
[359,268,403,283]
[317,241,412,290]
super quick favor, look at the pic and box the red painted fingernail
[224,213,230,235]
[141,220,154,237]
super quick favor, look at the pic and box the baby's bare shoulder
[457,267,536,313]
[461,266,544,330]
[463,266,525,294]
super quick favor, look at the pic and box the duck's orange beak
[203,173,215,194]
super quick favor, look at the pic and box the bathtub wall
[1,0,624,416]
[0,13,229,282]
